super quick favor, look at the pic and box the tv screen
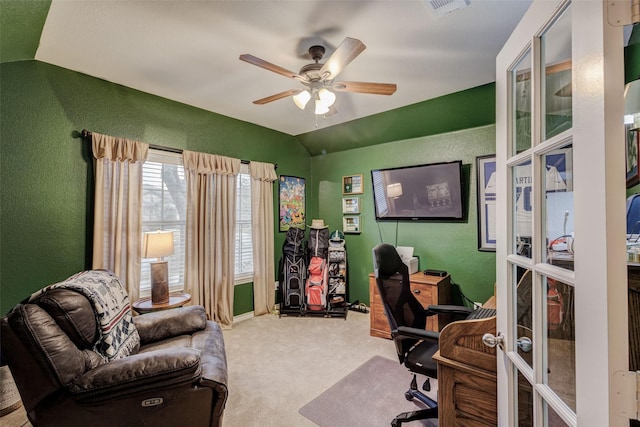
[371,160,463,221]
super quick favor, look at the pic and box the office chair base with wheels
[392,373,438,426]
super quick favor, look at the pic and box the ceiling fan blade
[239,54,304,81]
[253,89,302,105]
[333,81,397,95]
[319,37,366,80]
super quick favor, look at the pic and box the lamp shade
[387,183,403,199]
[318,88,336,107]
[143,231,174,258]
[293,90,311,109]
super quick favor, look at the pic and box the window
[140,150,187,295]
[140,151,253,295]
[235,163,253,283]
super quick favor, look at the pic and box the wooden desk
[433,299,497,426]
[132,292,191,314]
[369,272,453,338]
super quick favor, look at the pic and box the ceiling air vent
[427,0,470,17]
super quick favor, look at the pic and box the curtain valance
[183,150,240,176]
[249,161,278,182]
[92,132,149,163]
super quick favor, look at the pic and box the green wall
[311,126,497,305]
[0,60,309,315]
[1,63,499,316]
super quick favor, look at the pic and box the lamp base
[150,261,169,304]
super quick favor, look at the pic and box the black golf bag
[278,227,307,309]
[306,227,329,311]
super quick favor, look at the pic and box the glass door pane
[513,49,533,155]
[543,144,574,270]
[514,159,534,258]
[545,276,576,411]
[541,4,572,140]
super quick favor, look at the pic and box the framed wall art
[279,175,306,232]
[343,215,361,234]
[342,174,363,195]
[476,155,496,251]
[342,197,360,214]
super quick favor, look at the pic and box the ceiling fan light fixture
[315,99,330,115]
[292,90,311,109]
[318,88,336,107]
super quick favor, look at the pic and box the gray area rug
[299,355,437,427]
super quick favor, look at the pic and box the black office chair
[372,243,473,427]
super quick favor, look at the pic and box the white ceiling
[35,0,532,136]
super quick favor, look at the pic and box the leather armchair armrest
[69,347,201,403]
[133,305,207,344]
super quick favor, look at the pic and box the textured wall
[311,125,497,305]
[0,60,308,315]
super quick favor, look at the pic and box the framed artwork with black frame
[279,175,306,232]
[476,155,497,251]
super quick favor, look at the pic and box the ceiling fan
[239,37,397,115]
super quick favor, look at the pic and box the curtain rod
[81,129,277,169]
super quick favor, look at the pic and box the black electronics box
[423,269,447,277]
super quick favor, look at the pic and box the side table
[132,292,191,314]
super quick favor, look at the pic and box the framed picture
[343,215,361,234]
[279,175,306,232]
[476,155,497,252]
[342,197,360,214]
[342,174,364,195]
[627,125,639,188]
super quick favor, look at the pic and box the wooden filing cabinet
[368,272,453,338]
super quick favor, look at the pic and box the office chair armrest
[426,304,473,317]
[393,326,440,341]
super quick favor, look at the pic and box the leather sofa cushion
[33,288,97,349]
[9,304,87,386]
[134,305,207,344]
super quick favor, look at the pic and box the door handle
[516,336,532,352]
[482,332,505,349]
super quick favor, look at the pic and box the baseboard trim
[233,311,255,324]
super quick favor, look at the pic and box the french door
[494,0,628,426]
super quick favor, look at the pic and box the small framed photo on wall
[342,174,363,195]
[343,215,361,234]
[342,197,360,214]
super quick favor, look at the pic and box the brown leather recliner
[1,272,228,427]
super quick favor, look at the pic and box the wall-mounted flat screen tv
[371,160,463,221]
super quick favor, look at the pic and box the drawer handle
[412,289,421,294]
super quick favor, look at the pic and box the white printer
[396,246,419,274]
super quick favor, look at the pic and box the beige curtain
[183,150,241,327]
[92,132,149,301]
[250,161,278,316]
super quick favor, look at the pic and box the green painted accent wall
[0,0,51,63]
[311,125,497,305]
[233,283,254,315]
[0,60,310,315]
[297,83,496,156]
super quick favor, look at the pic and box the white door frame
[495,1,628,425]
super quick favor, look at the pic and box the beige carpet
[1,310,424,427]
[222,310,417,426]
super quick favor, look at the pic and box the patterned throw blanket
[30,270,140,361]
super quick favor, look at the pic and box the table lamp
[143,230,174,304]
